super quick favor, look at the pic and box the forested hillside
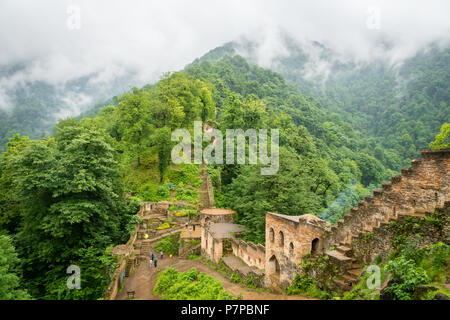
[0,63,134,150]
[195,38,450,169]
[0,51,447,299]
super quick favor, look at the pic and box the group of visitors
[185,221,197,239]
[149,251,165,268]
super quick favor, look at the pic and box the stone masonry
[263,148,449,290]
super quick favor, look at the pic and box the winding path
[116,251,315,300]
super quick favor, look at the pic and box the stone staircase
[133,226,184,261]
[323,149,449,251]
[326,245,362,291]
[321,149,450,291]
[328,203,449,291]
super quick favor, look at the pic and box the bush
[230,272,242,283]
[156,222,172,230]
[285,273,332,299]
[153,267,236,300]
[156,185,170,198]
[154,234,180,256]
[126,214,142,234]
[384,256,429,300]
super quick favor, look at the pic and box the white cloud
[0,0,449,112]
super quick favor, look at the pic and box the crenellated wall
[321,149,450,251]
[352,201,450,264]
[231,238,265,270]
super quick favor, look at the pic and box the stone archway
[268,255,280,277]
[311,238,320,255]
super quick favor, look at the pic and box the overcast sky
[0,0,449,112]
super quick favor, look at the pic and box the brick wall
[321,149,450,250]
[231,238,265,270]
[264,213,328,289]
[352,201,450,264]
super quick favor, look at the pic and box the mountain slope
[194,37,450,169]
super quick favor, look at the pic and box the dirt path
[116,253,314,300]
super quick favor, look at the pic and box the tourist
[149,257,152,268]
[154,259,157,268]
[185,221,188,229]
[160,251,163,259]
[151,252,154,261]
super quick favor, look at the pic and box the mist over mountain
[0,1,449,150]
[194,34,450,166]
[0,1,449,301]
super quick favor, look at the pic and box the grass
[153,267,236,300]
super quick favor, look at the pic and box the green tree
[9,120,133,299]
[429,123,450,150]
[117,88,153,166]
[0,234,31,300]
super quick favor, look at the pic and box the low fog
[0,0,449,114]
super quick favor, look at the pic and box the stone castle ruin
[107,148,448,299]
[201,148,449,291]
[264,148,449,290]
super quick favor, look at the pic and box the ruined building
[263,148,449,289]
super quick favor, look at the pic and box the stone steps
[333,279,351,291]
[325,250,352,262]
[342,274,358,285]
[336,245,352,256]
[329,204,447,292]
[347,268,363,278]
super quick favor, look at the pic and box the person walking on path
[160,251,164,259]
[151,252,154,261]
[185,221,188,229]
[154,259,157,268]
[149,258,153,268]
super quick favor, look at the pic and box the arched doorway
[268,255,280,277]
[311,238,320,255]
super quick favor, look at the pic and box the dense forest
[0,63,135,150]
[0,48,448,300]
[196,38,450,168]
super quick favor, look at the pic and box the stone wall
[231,238,265,270]
[201,227,223,263]
[200,212,234,226]
[200,165,215,209]
[264,213,328,289]
[352,201,450,264]
[105,202,152,300]
[321,149,450,251]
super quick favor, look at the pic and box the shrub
[230,272,242,283]
[384,256,429,300]
[154,234,180,256]
[153,267,235,300]
[156,222,172,230]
